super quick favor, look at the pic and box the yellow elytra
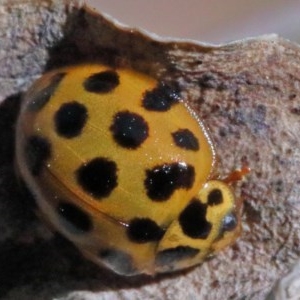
[15,64,245,275]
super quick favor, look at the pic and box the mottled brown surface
[1,1,300,299]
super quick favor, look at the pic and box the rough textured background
[1,1,300,299]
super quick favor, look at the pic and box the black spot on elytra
[145,163,195,201]
[57,202,93,233]
[220,212,238,232]
[172,129,199,151]
[27,72,66,111]
[76,157,117,199]
[54,101,88,138]
[207,189,223,206]
[98,248,137,275]
[142,82,180,111]
[25,135,51,176]
[83,70,119,93]
[156,246,199,266]
[127,218,165,243]
[179,199,212,239]
[110,111,149,149]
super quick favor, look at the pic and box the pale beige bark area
[1,1,300,299]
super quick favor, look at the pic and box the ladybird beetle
[15,64,246,275]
